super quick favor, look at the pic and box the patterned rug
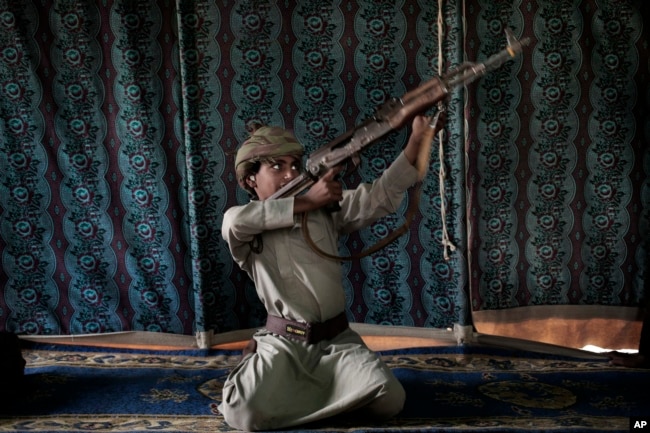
[1,343,647,432]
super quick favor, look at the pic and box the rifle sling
[300,181,422,261]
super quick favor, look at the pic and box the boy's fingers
[322,166,343,180]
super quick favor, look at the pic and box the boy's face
[247,155,302,200]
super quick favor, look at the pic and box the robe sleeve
[334,151,418,233]
[222,197,295,267]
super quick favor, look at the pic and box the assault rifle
[269,29,530,201]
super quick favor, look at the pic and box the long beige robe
[219,152,417,431]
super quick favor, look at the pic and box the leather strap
[301,183,420,261]
[265,312,349,344]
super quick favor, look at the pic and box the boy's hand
[294,166,344,213]
[404,113,445,166]
[404,115,429,165]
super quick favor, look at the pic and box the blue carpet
[1,343,648,432]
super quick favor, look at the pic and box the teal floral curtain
[1,0,648,340]
[1,1,192,335]
[466,0,649,312]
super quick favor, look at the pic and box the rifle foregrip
[389,76,449,129]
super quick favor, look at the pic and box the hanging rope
[435,0,456,261]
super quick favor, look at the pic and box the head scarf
[235,126,304,193]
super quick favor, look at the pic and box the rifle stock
[268,29,529,200]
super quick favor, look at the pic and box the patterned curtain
[467,1,649,316]
[1,0,648,345]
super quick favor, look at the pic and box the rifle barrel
[268,172,316,199]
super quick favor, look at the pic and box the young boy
[219,116,432,431]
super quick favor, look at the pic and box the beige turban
[235,126,304,193]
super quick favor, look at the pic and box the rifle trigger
[351,153,361,168]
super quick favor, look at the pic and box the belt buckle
[285,322,311,342]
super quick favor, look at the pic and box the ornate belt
[265,312,349,344]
